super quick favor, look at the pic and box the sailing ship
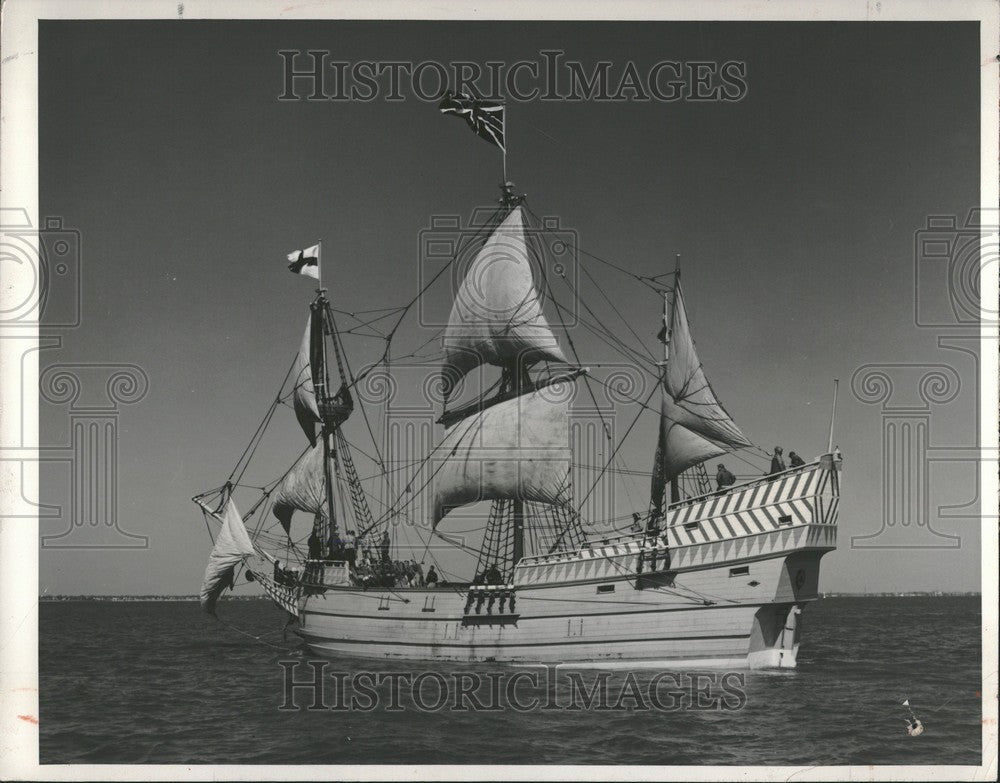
[195,178,841,670]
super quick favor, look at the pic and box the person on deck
[344,530,357,565]
[788,451,806,468]
[768,447,786,478]
[327,532,343,562]
[379,531,391,563]
[307,531,321,561]
[485,563,503,585]
[716,464,736,491]
[425,566,439,586]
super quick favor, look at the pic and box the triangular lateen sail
[651,283,751,510]
[199,498,256,615]
[432,389,572,527]
[651,393,732,513]
[441,207,568,402]
[664,284,751,449]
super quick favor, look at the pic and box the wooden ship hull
[195,167,844,674]
[291,456,840,668]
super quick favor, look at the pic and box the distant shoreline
[38,592,983,601]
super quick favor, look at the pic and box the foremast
[311,288,355,554]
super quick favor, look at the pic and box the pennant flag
[439,91,505,151]
[287,244,320,280]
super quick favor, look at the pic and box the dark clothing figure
[379,531,391,563]
[327,532,344,562]
[788,452,806,468]
[716,465,736,491]
[769,447,786,476]
[425,566,439,586]
[485,564,503,585]
[307,531,321,561]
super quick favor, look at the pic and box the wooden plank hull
[295,457,841,668]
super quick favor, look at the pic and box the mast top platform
[499,181,525,209]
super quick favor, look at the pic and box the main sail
[651,282,751,512]
[441,207,568,402]
[432,389,572,527]
[433,202,579,567]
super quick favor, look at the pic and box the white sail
[664,284,751,449]
[272,441,350,540]
[652,392,731,491]
[292,317,321,446]
[441,207,568,399]
[432,389,572,527]
[199,498,255,615]
[651,283,751,507]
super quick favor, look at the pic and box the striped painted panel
[515,461,841,586]
[663,463,837,549]
[258,573,300,616]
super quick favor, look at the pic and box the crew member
[769,447,786,477]
[425,566,439,586]
[716,464,736,491]
[307,531,321,561]
[344,530,357,565]
[788,451,806,468]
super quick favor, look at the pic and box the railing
[665,456,826,511]
[301,559,351,587]
[517,454,839,567]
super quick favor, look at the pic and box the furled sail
[199,498,256,615]
[651,283,751,511]
[271,442,349,539]
[432,389,572,527]
[292,316,321,446]
[441,207,568,401]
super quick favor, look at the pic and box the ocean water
[39,596,982,766]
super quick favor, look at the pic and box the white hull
[297,555,817,668]
[291,457,840,669]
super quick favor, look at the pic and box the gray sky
[38,20,982,594]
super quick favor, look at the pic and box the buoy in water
[902,699,924,736]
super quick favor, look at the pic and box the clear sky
[38,20,982,594]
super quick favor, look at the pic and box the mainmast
[667,255,681,506]
[433,182,581,577]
